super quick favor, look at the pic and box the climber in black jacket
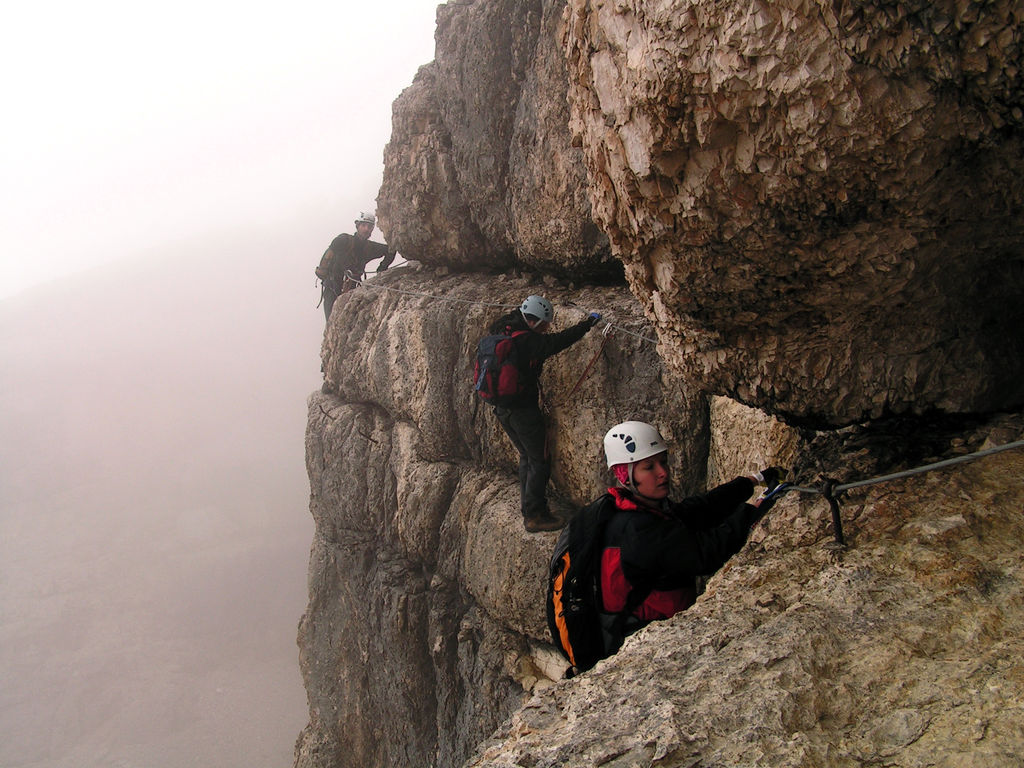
[595,420,785,654]
[485,295,600,532]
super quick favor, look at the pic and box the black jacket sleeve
[672,476,756,530]
[616,492,759,590]
[520,319,592,362]
[377,247,396,271]
[358,240,391,272]
[361,240,394,272]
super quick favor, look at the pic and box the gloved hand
[753,466,786,490]
[587,312,602,327]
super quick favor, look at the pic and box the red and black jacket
[486,310,592,408]
[599,478,761,622]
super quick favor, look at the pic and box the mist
[0,224,333,766]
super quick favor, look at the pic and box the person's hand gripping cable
[752,466,793,510]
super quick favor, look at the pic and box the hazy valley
[1,230,327,767]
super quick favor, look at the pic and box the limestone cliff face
[296,1,1024,766]
[296,270,711,767]
[296,267,1024,768]
[562,0,1024,426]
[378,0,617,278]
[379,0,1024,425]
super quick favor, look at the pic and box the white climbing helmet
[603,421,669,468]
[355,211,376,226]
[520,295,554,324]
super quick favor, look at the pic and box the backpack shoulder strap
[598,499,654,641]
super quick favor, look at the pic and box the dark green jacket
[316,233,395,292]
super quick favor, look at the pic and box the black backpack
[474,331,528,405]
[546,495,650,677]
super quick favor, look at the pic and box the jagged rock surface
[380,0,1024,424]
[378,0,616,277]
[378,64,491,270]
[563,0,1024,425]
[464,433,1024,768]
[295,270,1024,767]
[298,1,1024,766]
[295,267,1024,768]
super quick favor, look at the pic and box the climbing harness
[778,439,1024,547]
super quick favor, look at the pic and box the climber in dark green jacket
[316,211,396,320]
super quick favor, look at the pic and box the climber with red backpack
[547,420,789,675]
[475,295,601,532]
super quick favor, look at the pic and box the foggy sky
[0,0,438,299]
[0,3,440,765]
[0,225,328,767]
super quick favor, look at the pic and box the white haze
[0,228,339,766]
[0,0,438,300]
[0,0,438,765]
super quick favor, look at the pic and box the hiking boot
[524,513,565,533]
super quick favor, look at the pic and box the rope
[545,323,614,410]
[787,439,1024,496]
[779,438,1024,547]
[602,323,658,345]
[342,271,660,342]
[343,271,517,309]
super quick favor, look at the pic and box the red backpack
[473,331,528,406]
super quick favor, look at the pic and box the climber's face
[355,221,374,239]
[525,316,550,333]
[631,452,670,501]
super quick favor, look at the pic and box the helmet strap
[612,464,634,490]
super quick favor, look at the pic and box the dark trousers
[494,404,549,519]
[322,286,338,321]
